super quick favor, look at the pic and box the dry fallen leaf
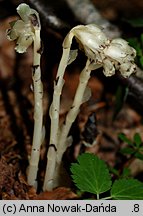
[34,187,78,200]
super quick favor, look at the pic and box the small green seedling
[71,153,143,200]
[7,3,43,188]
[119,133,143,160]
[44,24,136,191]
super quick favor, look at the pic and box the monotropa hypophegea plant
[7,3,43,188]
[43,24,136,191]
[7,3,136,191]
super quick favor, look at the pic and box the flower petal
[15,34,33,53]
[73,24,108,53]
[17,3,31,22]
[119,62,137,77]
[104,38,136,63]
[103,59,115,76]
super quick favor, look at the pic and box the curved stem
[43,47,71,191]
[53,61,102,187]
[27,29,43,188]
[57,59,91,163]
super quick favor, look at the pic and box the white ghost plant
[7,3,137,191]
[7,3,44,188]
[43,24,109,191]
[43,24,136,191]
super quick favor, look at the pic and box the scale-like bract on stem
[7,3,43,188]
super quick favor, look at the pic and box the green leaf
[120,147,135,155]
[70,153,112,195]
[111,179,143,200]
[134,133,142,148]
[118,133,133,145]
[134,152,143,160]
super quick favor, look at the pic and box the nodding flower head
[103,38,136,63]
[72,24,109,51]
[63,24,110,62]
[62,24,136,78]
[102,38,136,77]
[6,3,40,53]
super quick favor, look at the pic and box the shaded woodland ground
[0,0,143,199]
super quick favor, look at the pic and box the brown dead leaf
[34,187,78,200]
[0,157,15,196]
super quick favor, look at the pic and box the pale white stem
[43,48,71,191]
[57,59,91,163]
[49,48,71,146]
[53,60,102,187]
[27,29,43,187]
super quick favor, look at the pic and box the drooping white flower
[63,24,110,64]
[62,24,136,78]
[103,38,136,77]
[7,19,34,53]
[73,24,109,51]
[119,62,136,77]
[104,38,136,62]
[102,58,115,76]
[6,3,40,53]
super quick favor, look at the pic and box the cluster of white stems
[7,4,136,191]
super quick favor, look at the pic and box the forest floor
[0,1,143,200]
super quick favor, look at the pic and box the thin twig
[65,0,121,38]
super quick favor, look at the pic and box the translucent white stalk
[43,23,136,191]
[52,61,102,187]
[57,59,91,162]
[27,28,43,187]
[6,3,44,188]
[43,24,108,191]
[43,47,72,191]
